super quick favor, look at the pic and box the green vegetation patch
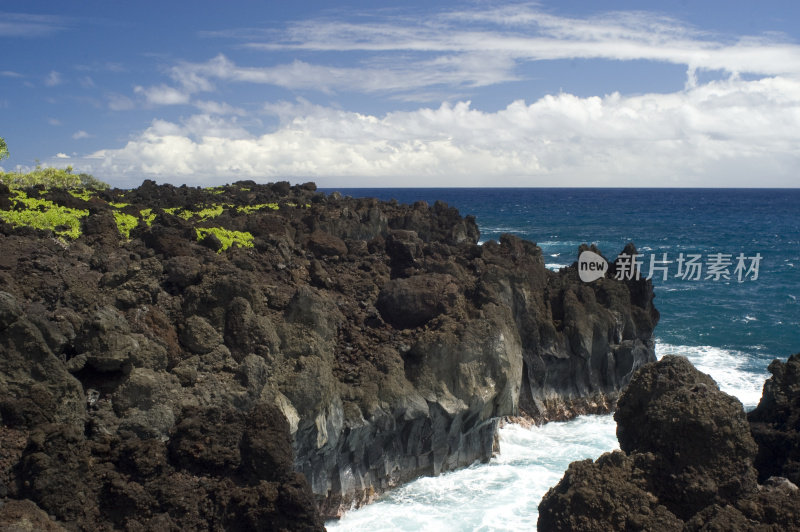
[0,188,89,240]
[164,204,226,221]
[0,165,108,190]
[68,189,92,201]
[236,203,279,214]
[140,208,156,227]
[113,211,139,239]
[196,227,254,253]
[108,201,130,209]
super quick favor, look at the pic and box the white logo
[578,250,608,282]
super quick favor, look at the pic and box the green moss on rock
[0,188,89,240]
[113,211,139,239]
[196,227,254,253]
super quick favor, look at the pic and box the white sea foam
[537,240,583,248]
[327,343,768,531]
[655,342,768,409]
[545,263,568,271]
[326,416,617,531]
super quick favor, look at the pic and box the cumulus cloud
[55,152,70,159]
[72,130,90,139]
[76,5,800,187]
[81,77,800,188]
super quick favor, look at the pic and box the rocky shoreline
[0,180,658,529]
[538,354,800,530]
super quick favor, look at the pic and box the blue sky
[2,1,800,187]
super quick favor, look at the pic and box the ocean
[323,188,800,531]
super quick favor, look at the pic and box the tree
[0,137,8,160]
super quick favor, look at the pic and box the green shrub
[0,165,108,190]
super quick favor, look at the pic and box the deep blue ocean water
[323,188,800,531]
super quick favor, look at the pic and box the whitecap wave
[327,344,769,530]
[327,416,617,531]
[545,263,568,271]
[655,342,768,409]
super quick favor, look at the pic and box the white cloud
[193,100,247,116]
[45,70,62,87]
[82,77,800,188]
[134,84,190,105]
[55,152,70,159]
[165,53,518,98]
[72,130,90,139]
[239,5,800,81]
[107,93,135,111]
[48,118,62,126]
[157,6,800,105]
[1,70,23,78]
[76,5,800,187]
[0,12,69,38]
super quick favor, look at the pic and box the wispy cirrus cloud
[238,4,800,79]
[161,52,517,98]
[0,12,70,38]
[150,3,800,106]
[107,93,135,111]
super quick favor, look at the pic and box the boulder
[539,355,800,530]
[376,274,460,329]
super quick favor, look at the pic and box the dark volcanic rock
[17,403,324,531]
[615,356,758,517]
[749,353,800,484]
[376,273,460,328]
[539,355,800,531]
[306,230,348,258]
[0,180,659,526]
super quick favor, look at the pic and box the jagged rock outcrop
[748,353,800,486]
[0,180,657,526]
[538,355,800,531]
